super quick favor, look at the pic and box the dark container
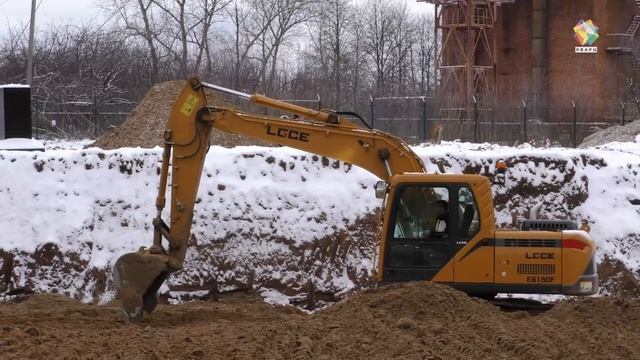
[0,85,32,139]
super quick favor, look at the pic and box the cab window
[458,186,480,240]
[393,186,450,240]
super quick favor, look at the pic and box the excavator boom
[113,77,425,320]
[201,81,425,179]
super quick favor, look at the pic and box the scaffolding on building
[420,1,513,119]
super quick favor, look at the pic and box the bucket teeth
[121,300,144,323]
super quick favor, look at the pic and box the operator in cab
[434,200,448,233]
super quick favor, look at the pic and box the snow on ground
[0,140,639,305]
[42,138,95,151]
[0,84,30,88]
[0,138,44,151]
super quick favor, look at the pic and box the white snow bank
[0,84,29,88]
[0,146,379,303]
[0,140,639,304]
[415,141,640,270]
[43,139,95,151]
[0,138,44,151]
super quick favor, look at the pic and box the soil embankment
[1,282,639,360]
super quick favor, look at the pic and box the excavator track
[489,298,555,313]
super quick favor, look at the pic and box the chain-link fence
[370,97,638,147]
[29,91,637,147]
[369,96,434,144]
[32,99,134,140]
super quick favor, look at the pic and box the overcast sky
[0,0,433,34]
[0,0,102,30]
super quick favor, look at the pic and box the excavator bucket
[112,249,171,321]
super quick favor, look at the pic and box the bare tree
[413,13,436,95]
[360,0,411,95]
[0,0,439,139]
[192,0,233,74]
[248,0,315,93]
[150,0,231,77]
[228,0,275,89]
[106,0,162,82]
[307,0,352,108]
[150,0,190,77]
[389,3,414,95]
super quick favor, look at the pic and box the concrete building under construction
[423,0,639,143]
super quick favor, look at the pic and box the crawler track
[490,298,555,313]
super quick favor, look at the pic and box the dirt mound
[597,256,640,297]
[579,119,640,148]
[2,283,640,360]
[93,80,270,149]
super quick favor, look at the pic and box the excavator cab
[378,174,487,284]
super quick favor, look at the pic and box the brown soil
[1,282,640,360]
[597,256,640,297]
[93,80,271,149]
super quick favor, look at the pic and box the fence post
[473,95,479,143]
[422,97,428,141]
[522,99,527,143]
[92,89,98,139]
[34,87,38,140]
[369,95,374,129]
[571,100,577,148]
[93,104,98,139]
[621,101,626,126]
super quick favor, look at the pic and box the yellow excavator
[113,78,598,321]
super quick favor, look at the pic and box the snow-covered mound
[0,146,379,304]
[0,138,44,151]
[418,142,640,271]
[1,141,639,304]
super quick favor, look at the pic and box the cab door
[381,184,457,283]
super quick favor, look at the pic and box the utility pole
[26,0,37,85]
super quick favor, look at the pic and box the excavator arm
[113,77,426,321]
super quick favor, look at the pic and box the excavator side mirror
[375,181,388,199]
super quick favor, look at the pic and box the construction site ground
[1,282,639,360]
[2,81,639,359]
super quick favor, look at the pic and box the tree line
[0,0,436,124]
